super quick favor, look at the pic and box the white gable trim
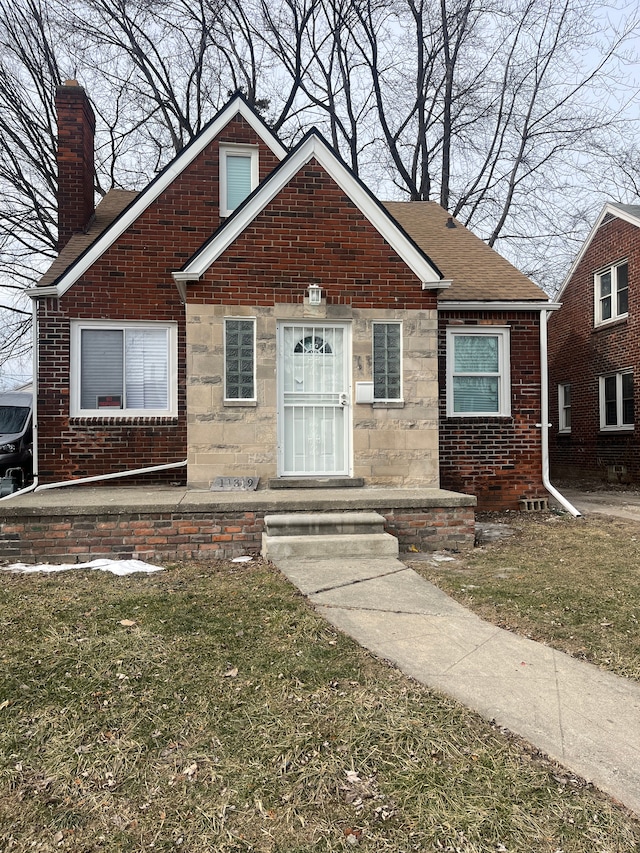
[42,96,288,299]
[173,133,444,288]
[556,203,640,299]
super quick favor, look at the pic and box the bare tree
[0,0,638,383]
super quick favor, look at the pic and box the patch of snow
[2,558,164,575]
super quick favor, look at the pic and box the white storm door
[279,323,351,476]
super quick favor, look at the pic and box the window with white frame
[446,327,511,417]
[599,370,634,430]
[219,144,258,217]
[224,318,256,401]
[71,322,177,417]
[372,322,402,401]
[595,261,628,326]
[558,383,571,432]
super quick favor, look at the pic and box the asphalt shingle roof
[384,201,547,301]
[38,190,547,304]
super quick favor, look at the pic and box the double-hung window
[595,261,628,326]
[558,383,571,432]
[220,144,258,217]
[372,322,402,402]
[71,322,177,417]
[446,327,511,417]
[599,370,634,430]
[224,318,256,401]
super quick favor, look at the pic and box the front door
[278,323,351,476]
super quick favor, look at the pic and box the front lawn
[0,555,639,851]
[414,512,640,681]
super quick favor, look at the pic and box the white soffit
[173,133,444,288]
[49,97,288,298]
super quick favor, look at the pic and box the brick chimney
[55,80,96,250]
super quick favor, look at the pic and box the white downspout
[34,459,187,491]
[539,307,581,517]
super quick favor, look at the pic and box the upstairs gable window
[220,144,258,217]
[595,261,628,326]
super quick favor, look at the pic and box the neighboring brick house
[30,81,555,511]
[548,203,640,484]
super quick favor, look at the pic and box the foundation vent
[519,498,548,512]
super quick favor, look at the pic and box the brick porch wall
[0,505,475,564]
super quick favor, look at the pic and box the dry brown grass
[0,555,639,851]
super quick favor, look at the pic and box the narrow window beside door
[224,318,256,401]
[372,322,402,401]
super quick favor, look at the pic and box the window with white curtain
[71,322,177,417]
[446,327,511,416]
[220,144,258,217]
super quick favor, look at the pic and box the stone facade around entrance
[186,304,439,489]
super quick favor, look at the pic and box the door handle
[339,392,349,407]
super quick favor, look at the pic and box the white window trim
[70,320,178,418]
[372,321,403,402]
[224,317,257,403]
[594,260,628,327]
[558,383,571,433]
[219,143,259,218]
[599,369,634,431]
[446,326,511,417]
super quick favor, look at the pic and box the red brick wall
[0,504,475,563]
[438,310,545,511]
[38,116,282,484]
[548,215,640,482]
[189,160,434,309]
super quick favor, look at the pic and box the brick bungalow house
[29,81,556,519]
[548,203,640,483]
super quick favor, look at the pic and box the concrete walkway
[274,554,640,817]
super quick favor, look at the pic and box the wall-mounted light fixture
[307,283,322,305]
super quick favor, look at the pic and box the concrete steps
[261,511,399,560]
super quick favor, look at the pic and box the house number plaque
[210,476,260,491]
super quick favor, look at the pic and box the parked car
[0,391,33,492]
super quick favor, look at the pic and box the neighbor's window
[372,322,402,401]
[71,322,177,417]
[446,327,511,417]
[220,144,258,217]
[558,383,571,432]
[595,261,628,326]
[224,318,256,401]
[599,370,634,430]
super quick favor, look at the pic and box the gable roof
[173,130,446,289]
[31,94,288,298]
[37,189,138,289]
[557,202,640,299]
[385,202,547,302]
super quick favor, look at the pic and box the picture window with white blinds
[71,323,177,417]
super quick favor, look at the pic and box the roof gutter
[539,308,581,517]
